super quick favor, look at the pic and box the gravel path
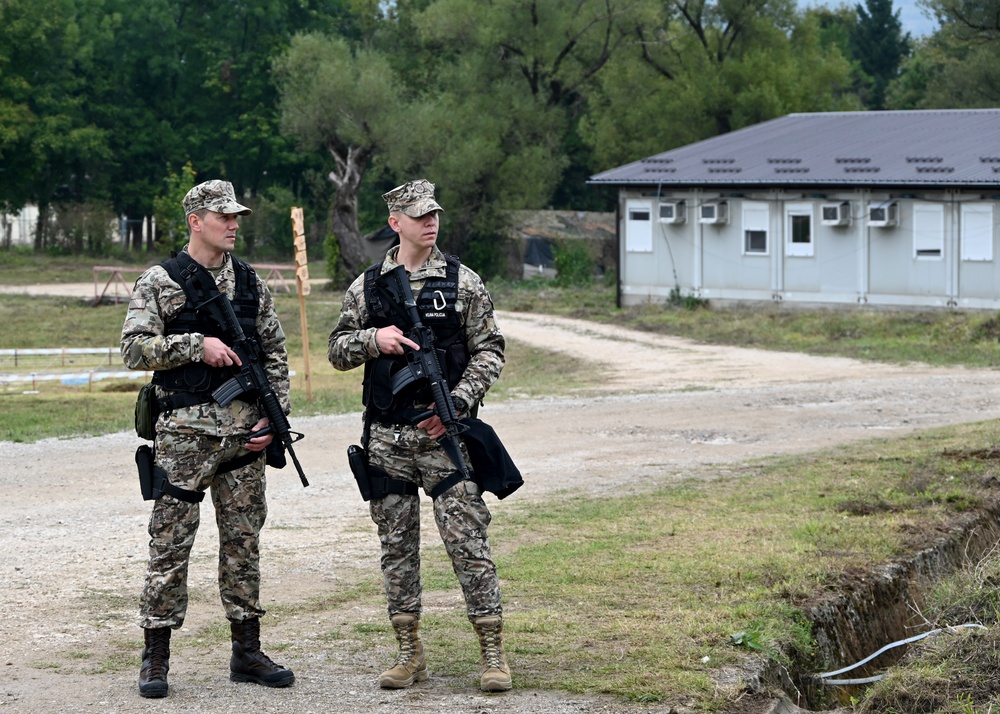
[3,299,1000,714]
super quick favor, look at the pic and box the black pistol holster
[135,445,204,503]
[347,443,417,502]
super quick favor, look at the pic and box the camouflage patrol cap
[382,179,444,217]
[182,180,253,217]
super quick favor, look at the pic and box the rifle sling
[430,471,468,500]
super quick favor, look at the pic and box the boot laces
[145,637,169,678]
[248,649,282,669]
[241,618,262,652]
[394,622,418,665]
[479,627,503,669]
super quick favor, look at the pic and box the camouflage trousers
[139,429,268,630]
[369,424,502,621]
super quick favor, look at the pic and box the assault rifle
[199,291,309,488]
[385,265,471,480]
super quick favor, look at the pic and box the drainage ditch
[750,501,1000,712]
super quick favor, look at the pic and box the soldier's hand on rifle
[417,409,446,439]
[375,326,420,355]
[203,336,242,368]
[244,419,273,451]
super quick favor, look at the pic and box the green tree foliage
[152,162,198,252]
[401,0,639,215]
[582,2,858,169]
[924,0,1000,38]
[0,0,113,247]
[887,0,1000,109]
[95,0,353,246]
[273,32,405,276]
[0,0,353,254]
[849,0,912,108]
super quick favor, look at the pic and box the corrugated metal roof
[588,109,1000,188]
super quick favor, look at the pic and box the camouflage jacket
[121,248,290,436]
[327,246,505,413]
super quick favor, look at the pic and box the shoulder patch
[129,297,147,310]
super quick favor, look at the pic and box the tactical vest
[363,256,469,425]
[152,252,260,398]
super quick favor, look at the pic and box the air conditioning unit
[658,201,686,224]
[868,200,899,228]
[821,202,851,227]
[699,201,728,224]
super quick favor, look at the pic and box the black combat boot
[138,627,171,698]
[229,617,295,687]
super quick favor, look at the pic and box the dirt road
[3,304,1000,714]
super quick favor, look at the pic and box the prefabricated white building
[589,109,1000,310]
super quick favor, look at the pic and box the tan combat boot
[472,615,512,692]
[379,613,428,688]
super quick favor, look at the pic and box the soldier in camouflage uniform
[121,180,295,698]
[328,179,512,692]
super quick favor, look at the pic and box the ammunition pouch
[347,444,418,502]
[135,445,204,503]
[134,382,160,441]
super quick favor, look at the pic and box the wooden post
[290,207,312,401]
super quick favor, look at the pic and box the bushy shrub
[553,239,595,287]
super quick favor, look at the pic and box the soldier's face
[392,210,439,250]
[193,211,240,254]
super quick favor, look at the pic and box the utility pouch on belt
[135,444,204,503]
[134,382,160,441]
[347,444,418,502]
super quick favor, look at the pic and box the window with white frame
[961,203,994,262]
[625,200,653,253]
[913,203,943,259]
[742,202,769,255]
[785,202,814,258]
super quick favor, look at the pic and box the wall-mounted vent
[868,200,898,228]
[821,202,851,227]
[658,201,686,224]
[699,202,728,225]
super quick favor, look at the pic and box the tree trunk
[34,205,47,252]
[145,216,155,252]
[326,143,372,278]
[330,192,367,276]
[129,219,143,251]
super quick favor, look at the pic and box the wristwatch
[452,396,469,416]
